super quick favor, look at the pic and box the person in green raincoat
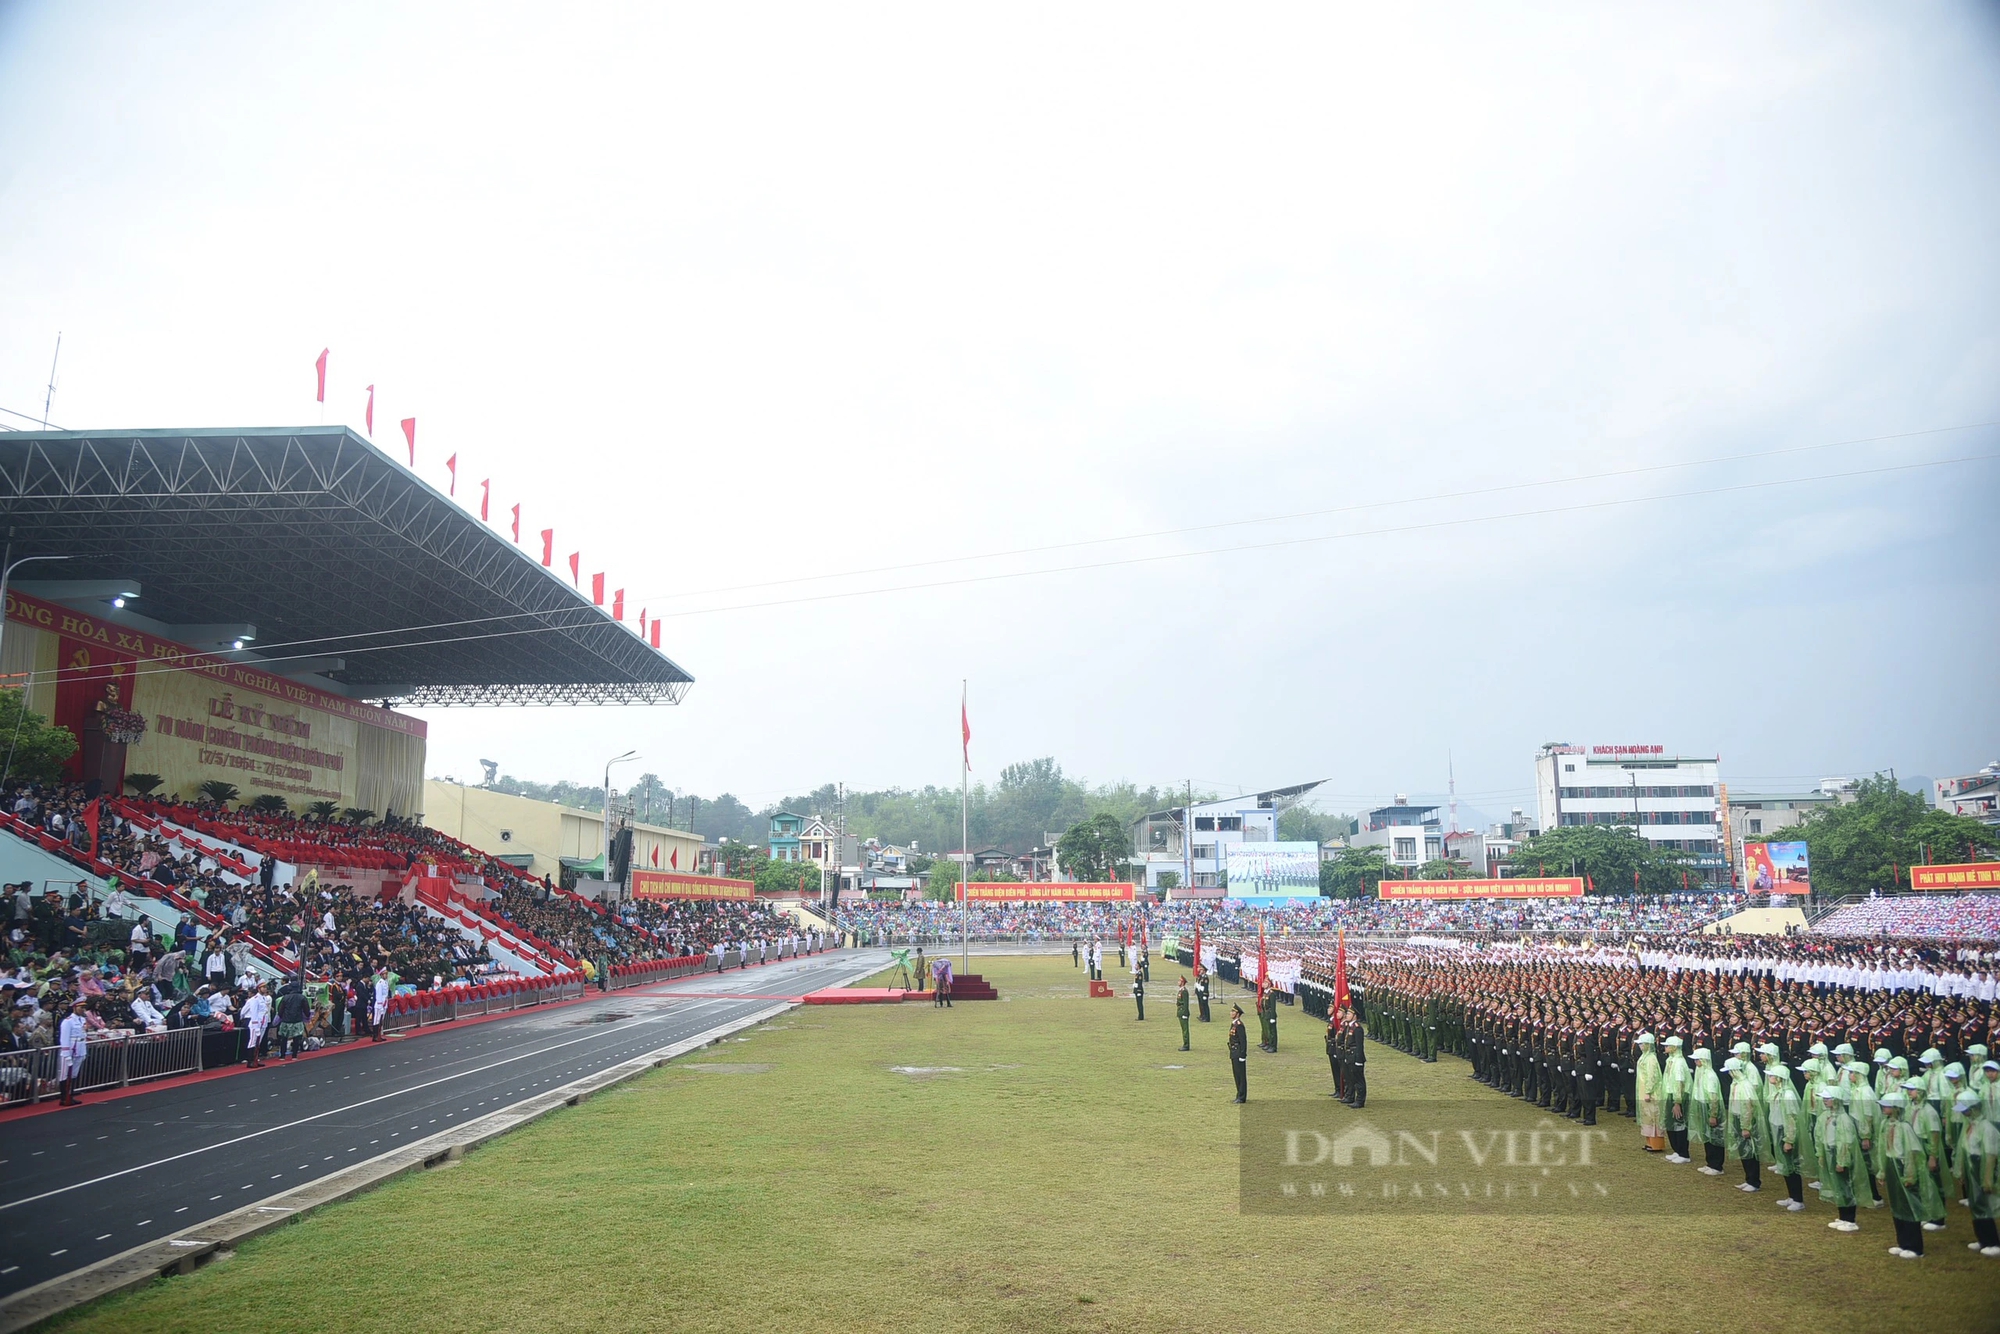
[1635,1032,1666,1152]
[1724,1055,1764,1192]
[1872,1047,1898,1103]
[1764,1063,1807,1211]
[1951,1088,2000,1256]
[1899,1076,1949,1234]
[1660,1035,1693,1164]
[1916,1047,1947,1107]
[1689,1048,1726,1175]
[1878,1090,1928,1258]
[1841,1060,1884,1209]
[1816,1084,1863,1231]
[1799,1042,1831,1189]
[1974,1057,2000,1124]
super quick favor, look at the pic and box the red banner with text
[1377,877,1585,900]
[630,870,755,900]
[1908,862,2000,891]
[956,882,1137,902]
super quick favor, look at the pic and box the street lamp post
[0,546,71,673]
[603,749,638,895]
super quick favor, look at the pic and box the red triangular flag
[650,620,661,648]
[591,572,605,606]
[568,552,580,587]
[364,384,374,435]
[540,529,554,566]
[446,453,457,496]
[400,417,416,466]
[480,479,490,521]
[315,349,328,402]
[650,845,659,867]
[961,684,971,772]
[612,589,624,621]
[670,847,679,869]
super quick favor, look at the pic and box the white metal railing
[0,1027,205,1105]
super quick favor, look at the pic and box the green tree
[1760,772,1994,897]
[753,859,818,897]
[926,857,961,903]
[1156,870,1180,890]
[1416,857,1480,880]
[305,800,339,821]
[1279,805,1357,844]
[1321,846,1394,899]
[199,780,241,806]
[1511,825,1697,895]
[123,772,164,796]
[1057,812,1131,882]
[0,690,78,783]
[341,807,376,824]
[248,794,289,815]
[717,841,765,877]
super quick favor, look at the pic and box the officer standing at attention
[1073,939,1080,969]
[1228,1004,1249,1103]
[1343,1005,1367,1108]
[1325,1009,1343,1098]
[1176,976,1191,1051]
[1133,970,1146,1021]
[1262,986,1279,1053]
[1194,968,1211,1023]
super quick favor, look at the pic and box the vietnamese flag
[1586,873,1595,893]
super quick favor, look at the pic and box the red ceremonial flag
[79,798,101,855]
[591,572,605,606]
[961,686,972,773]
[1633,868,1641,891]
[539,528,553,566]
[364,384,375,435]
[1256,922,1268,1001]
[650,620,661,648]
[670,846,679,869]
[1586,873,1595,893]
[638,609,647,637]
[315,349,328,402]
[612,589,624,621]
[1336,928,1352,1012]
[400,417,416,465]
[1681,869,1689,890]
[568,552,580,587]
[480,479,490,521]
[650,845,659,867]
[1192,922,1202,976]
[445,453,457,496]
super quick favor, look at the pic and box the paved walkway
[0,951,885,1299]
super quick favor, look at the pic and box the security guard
[1228,1004,1248,1103]
[1176,976,1191,1051]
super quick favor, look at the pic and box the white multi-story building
[1351,797,1444,869]
[1130,781,1323,894]
[1935,762,2000,827]
[1534,743,1725,886]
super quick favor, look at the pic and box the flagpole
[961,678,970,976]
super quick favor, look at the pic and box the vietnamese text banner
[1378,877,1585,900]
[631,870,755,900]
[1909,862,2000,891]
[957,882,1137,902]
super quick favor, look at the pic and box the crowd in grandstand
[1813,892,2000,941]
[835,890,1742,943]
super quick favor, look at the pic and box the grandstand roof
[0,428,693,707]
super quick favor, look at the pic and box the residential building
[422,780,701,884]
[1935,761,2000,827]
[767,812,806,862]
[1720,780,1856,890]
[1351,798,1444,869]
[1443,829,1486,873]
[1130,781,1326,892]
[1534,743,1725,886]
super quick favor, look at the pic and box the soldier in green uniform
[1175,976,1190,1051]
[1228,1004,1248,1103]
[1262,986,1279,1053]
[1133,971,1145,1021]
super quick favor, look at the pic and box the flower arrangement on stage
[101,707,149,745]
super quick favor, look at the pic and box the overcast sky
[1,3,1995,817]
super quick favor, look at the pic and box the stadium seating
[1812,892,2000,940]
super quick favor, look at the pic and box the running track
[0,950,885,1298]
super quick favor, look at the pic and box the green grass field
[54,957,2000,1333]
